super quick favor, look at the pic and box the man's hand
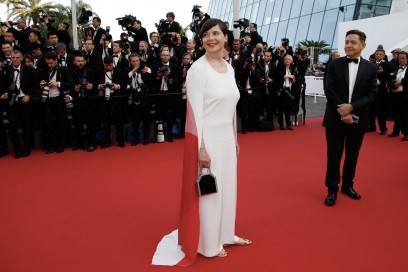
[337,103,353,116]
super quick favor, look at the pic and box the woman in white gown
[152,19,251,266]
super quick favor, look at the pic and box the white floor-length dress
[152,56,240,265]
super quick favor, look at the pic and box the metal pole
[232,0,241,39]
[71,0,78,50]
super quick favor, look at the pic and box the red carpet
[0,117,407,272]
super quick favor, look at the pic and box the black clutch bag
[196,168,218,196]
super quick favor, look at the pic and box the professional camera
[389,72,398,90]
[233,18,249,29]
[64,94,74,109]
[100,82,113,100]
[192,4,202,16]
[116,14,136,29]
[40,81,50,103]
[5,88,17,106]
[1,58,12,67]
[281,38,289,47]
[104,26,112,41]
[155,19,169,34]
[256,47,263,53]
[39,12,55,23]
[182,63,191,70]
[78,8,93,25]
[77,77,87,98]
[127,83,145,105]
[158,65,170,75]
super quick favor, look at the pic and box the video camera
[233,18,249,29]
[78,8,93,25]
[192,4,202,17]
[156,19,169,35]
[116,14,136,29]
[39,12,55,23]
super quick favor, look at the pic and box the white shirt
[48,69,60,98]
[348,56,360,103]
[395,66,406,92]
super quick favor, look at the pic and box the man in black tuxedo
[5,50,37,158]
[323,29,377,206]
[7,18,32,53]
[0,66,8,157]
[111,41,129,71]
[165,12,181,34]
[127,20,149,46]
[56,43,74,69]
[91,17,106,52]
[39,52,74,153]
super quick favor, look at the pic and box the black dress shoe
[72,145,82,151]
[45,148,55,154]
[325,193,337,206]
[0,151,8,158]
[118,142,125,148]
[402,136,408,141]
[279,126,286,130]
[167,137,174,142]
[86,145,95,152]
[388,132,399,137]
[287,126,293,130]
[56,147,64,153]
[143,139,149,145]
[341,187,361,200]
[131,140,139,146]
[380,131,387,135]
[20,150,30,158]
[14,152,21,159]
[100,142,111,149]
[178,134,185,138]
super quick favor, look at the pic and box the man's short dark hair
[166,12,175,18]
[104,56,113,64]
[149,32,158,39]
[250,23,257,29]
[45,51,58,60]
[346,29,366,43]
[47,31,58,39]
[1,41,13,47]
[399,51,408,59]
[93,17,101,23]
[375,49,385,54]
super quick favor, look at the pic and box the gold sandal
[217,248,228,257]
[236,237,252,246]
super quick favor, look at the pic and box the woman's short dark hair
[199,19,228,39]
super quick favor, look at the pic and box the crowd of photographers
[0,8,314,159]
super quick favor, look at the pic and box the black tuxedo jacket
[323,56,377,129]
[84,50,103,75]
[97,67,127,96]
[70,67,98,97]
[256,59,278,88]
[40,66,74,97]
[92,27,106,52]
[6,64,37,97]
[58,53,75,69]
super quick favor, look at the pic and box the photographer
[43,16,71,52]
[111,40,130,71]
[235,56,262,133]
[45,31,59,53]
[138,41,158,67]
[70,54,98,151]
[7,18,32,53]
[256,51,278,123]
[91,17,106,52]
[97,56,127,148]
[165,12,181,34]
[5,50,37,158]
[126,20,149,47]
[83,39,103,75]
[1,31,23,54]
[249,23,263,47]
[56,42,74,69]
[1,41,13,69]
[39,52,74,154]
[149,32,160,56]
[189,6,210,37]
[153,49,180,142]
[127,53,153,145]
[0,63,8,157]
[170,33,186,66]
[177,53,194,138]
[281,38,293,56]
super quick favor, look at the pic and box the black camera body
[40,81,50,103]
[116,15,136,28]
[158,65,170,76]
[156,19,170,34]
[182,63,191,70]
[78,8,93,25]
[281,38,289,47]
[39,12,55,23]
[233,18,249,29]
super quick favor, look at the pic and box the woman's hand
[236,143,240,157]
[199,147,211,169]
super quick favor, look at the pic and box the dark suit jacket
[323,56,377,129]
[6,64,37,97]
[8,26,32,53]
[40,66,74,97]
[92,27,106,52]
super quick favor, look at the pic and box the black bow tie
[60,57,65,60]
[13,68,19,72]
[347,58,359,64]
[113,55,118,58]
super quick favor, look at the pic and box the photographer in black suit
[7,18,32,53]
[127,20,149,46]
[97,56,127,148]
[127,53,153,145]
[83,39,103,75]
[111,40,129,71]
[5,50,37,158]
[165,12,181,34]
[39,52,74,154]
[91,17,106,52]
[56,43,74,69]
[44,17,71,52]
[323,30,377,206]
[70,54,98,151]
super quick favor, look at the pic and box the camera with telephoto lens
[182,63,191,70]
[127,82,144,105]
[1,58,12,67]
[77,77,87,98]
[233,18,249,29]
[158,65,170,75]
[63,93,74,109]
[281,38,289,47]
[116,15,136,29]
[6,83,17,105]
[40,81,50,103]
[39,12,55,23]
[155,19,170,34]
[78,8,93,25]
[256,47,262,53]
[101,82,113,100]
